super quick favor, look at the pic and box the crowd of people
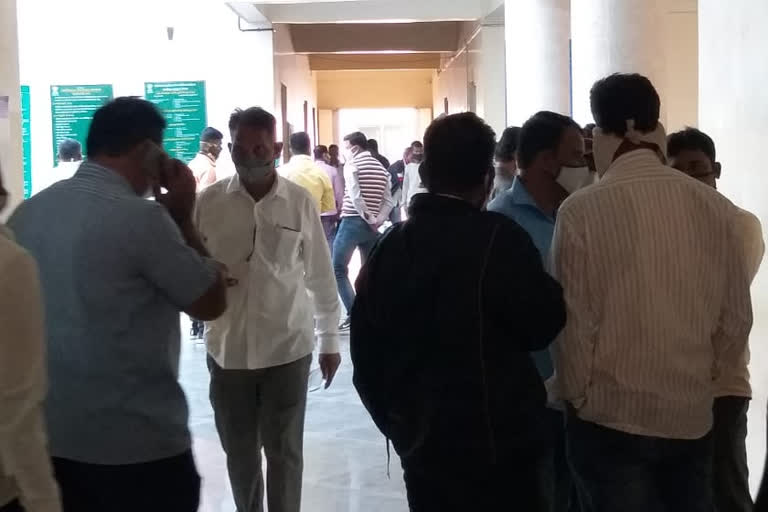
[0,70,766,512]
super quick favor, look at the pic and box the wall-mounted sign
[50,84,113,165]
[21,85,31,198]
[144,81,207,163]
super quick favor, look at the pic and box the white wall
[17,0,276,182]
[433,20,507,136]
[700,0,768,493]
[273,24,318,150]
[664,2,698,132]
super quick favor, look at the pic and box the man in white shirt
[668,127,764,512]
[552,73,753,512]
[34,139,82,194]
[0,170,61,512]
[188,127,223,190]
[195,107,342,512]
[401,141,425,211]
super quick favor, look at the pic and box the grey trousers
[208,355,311,512]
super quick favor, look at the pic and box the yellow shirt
[280,155,336,214]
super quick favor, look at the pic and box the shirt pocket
[259,224,302,271]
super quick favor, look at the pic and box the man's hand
[319,353,342,389]
[154,159,197,225]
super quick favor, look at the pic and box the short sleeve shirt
[8,161,218,464]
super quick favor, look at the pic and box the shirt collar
[289,154,312,164]
[74,160,136,195]
[601,149,668,181]
[507,176,555,221]
[225,172,288,201]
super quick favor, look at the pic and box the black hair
[590,73,660,136]
[58,138,82,160]
[314,145,329,160]
[495,126,521,162]
[290,132,311,155]
[343,131,368,149]
[517,111,580,169]
[229,107,276,135]
[86,97,166,157]
[329,144,339,151]
[200,127,223,142]
[410,141,423,150]
[367,139,379,153]
[667,127,717,163]
[420,112,495,194]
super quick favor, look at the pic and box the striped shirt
[552,149,753,440]
[341,151,392,219]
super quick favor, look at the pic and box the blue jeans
[333,216,379,314]
[566,409,713,512]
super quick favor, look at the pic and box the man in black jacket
[351,112,566,512]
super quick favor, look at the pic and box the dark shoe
[339,317,351,331]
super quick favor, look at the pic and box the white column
[478,24,508,136]
[0,0,22,216]
[570,0,666,126]
[700,0,768,493]
[504,0,571,126]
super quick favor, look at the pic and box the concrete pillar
[504,0,571,126]
[477,24,507,136]
[699,0,768,492]
[570,0,666,125]
[0,0,22,216]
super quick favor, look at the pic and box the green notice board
[50,84,113,165]
[21,85,31,199]
[144,81,207,163]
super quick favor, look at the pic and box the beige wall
[317,70,434,110]
[0,0,22,217]
[664,4,698,132]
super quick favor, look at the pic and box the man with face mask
[351,112,566,511]
[194,107,342,512]
[488,110,588,512]
[552,73,753,512]
[9,97,227,511]
[188,126,224,190]
[0,166,61,512]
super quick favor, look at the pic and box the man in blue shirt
[9,97,227,512]
[488,111,591,512]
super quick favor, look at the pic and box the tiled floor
[179,326,408,512]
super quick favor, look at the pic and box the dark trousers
[321,215,338,252]
[566,411,713,512]
[53,451,199,512]
[713,396,752,512]
[544,408,580,512]
[402,453,551,512]
[0,500,23,512]
[332,216,379,314]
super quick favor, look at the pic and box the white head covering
[592,120,667,176]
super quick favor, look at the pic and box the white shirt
[552,149,753,440]
[188,153,217,190]
[0,229,61,511]
[194,174,341,369]
[402,162,426,209]
[33,161,81,195]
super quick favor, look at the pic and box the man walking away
[34,139,83,194]
[9,97,227,512]
[313,145,345,249]
[491,126,521,200]
[280,132,336,215]
[489,111,590,512]
[195,107,342,512]
[367,138,390,169]
[188,127,223,190]
[334,131,393,330]
[351,112,566,512]
[668,127,764,512]
[552,74,753,512]
[0,168,61,512]
[401,141,425,212]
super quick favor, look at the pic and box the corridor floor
[179,325,409,512]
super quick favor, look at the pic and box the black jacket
[351,194,566,465]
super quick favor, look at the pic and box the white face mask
[592,121,668,176]
[556,165,594,194]
[235,158,273,185]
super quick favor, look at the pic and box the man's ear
[274,142,284,160]
[714,161,722,179]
